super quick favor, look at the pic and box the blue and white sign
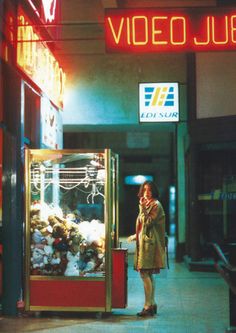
[139,82,179,122]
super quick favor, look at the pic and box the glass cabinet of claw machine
[24,149,125,313]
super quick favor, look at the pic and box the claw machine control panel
[24,149,126,312]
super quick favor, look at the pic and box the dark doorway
[123,185,139,236]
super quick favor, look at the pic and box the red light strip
[27,0,40,17]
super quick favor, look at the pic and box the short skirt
[137,268,160,274]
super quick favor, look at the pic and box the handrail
[209,242,236,296]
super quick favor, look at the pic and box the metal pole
[227,244,236,332]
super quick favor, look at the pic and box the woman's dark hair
[138,181,159,199]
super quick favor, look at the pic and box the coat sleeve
[139,200,165,227]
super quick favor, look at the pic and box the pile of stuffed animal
[30,202,105,276]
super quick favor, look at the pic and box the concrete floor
[0,238,230,333]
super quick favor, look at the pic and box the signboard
[105,8,236,53]
[17,8,66,109]
[40,96,63,149]
[139,82,179,122]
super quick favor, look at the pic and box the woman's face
[143,184,152,200]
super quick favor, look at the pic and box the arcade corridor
[0,238,228,333]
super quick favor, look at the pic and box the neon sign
[42,0,57,23]
[17,11,66,109]
[105,8,236,52]
[27,0,58,23]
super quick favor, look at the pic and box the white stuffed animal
[64,251,80,276]
[31,248,45,269]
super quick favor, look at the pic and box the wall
[63,53,187,128]
[196,52,236,119]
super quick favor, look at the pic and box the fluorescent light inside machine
[124,175,153,185]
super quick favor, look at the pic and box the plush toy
[68,233,83,255]
[43,235,54,256]
[32,229,45,244]
[30,202,52,221]
[31,248,45,270]
[48,215,60,228]
[30,202,41,217]
[53,238,69,252]
[78,221,91,242]
[52,222,68,239]
[30,203,106,277]
[78,220,105,248]
[64,261,80,276]
[64,251,80,276]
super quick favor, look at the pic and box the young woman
[128,181,166,317]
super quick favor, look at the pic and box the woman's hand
[127,234,136,242]
[139,196,147,206]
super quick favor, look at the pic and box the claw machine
[24,149,127,313]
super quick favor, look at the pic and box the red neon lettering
[132,16,148,45]
[105,10,236,52]
[193,16,210,45]
[17,13,66,108]
[107,17,124,44]
[127,17,131,45]
[170,16,186,45]
[231,15,236,43]
[152,16,168,45]
[212,16,228,44]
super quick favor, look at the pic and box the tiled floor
[0,238,230,333]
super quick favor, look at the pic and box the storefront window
[197,149,236,254]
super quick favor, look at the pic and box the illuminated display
[105,8,236,52]
[17,10,66,109]
[42,0,57,23]
[139,83,179,122]
[27,0,58,23]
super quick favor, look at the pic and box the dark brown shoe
[152,304,157,314]
[137,307,154,317]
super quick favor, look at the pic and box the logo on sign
[144,86,175,107]
[139,83,179,122]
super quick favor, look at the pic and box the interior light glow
[124,175,154,185]
[105,8,236,52]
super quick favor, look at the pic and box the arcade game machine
[24,149,127,313]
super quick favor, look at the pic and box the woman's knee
[140,271,150,280]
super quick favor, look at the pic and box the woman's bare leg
[140,271,152,308]
[150,274,156,306]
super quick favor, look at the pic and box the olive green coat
[134,200,166,270]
